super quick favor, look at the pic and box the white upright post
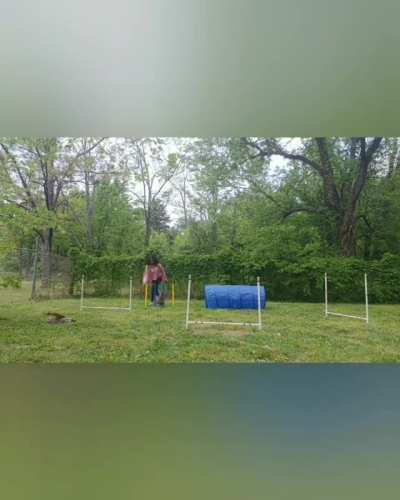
[365,273,369,324]
[129,277,133,311]
[324,272,328,318]
[80,275,84,310]
[185,274,192,330]
[257,276,262,330]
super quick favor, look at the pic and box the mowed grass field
[0,284,399,362]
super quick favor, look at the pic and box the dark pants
[151,280,160,304]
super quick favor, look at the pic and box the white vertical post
[185,274,192,330]
[257,276,262,330]
[365,273,369,324]
[324,272,328,318]
[80,275,84,310]
[129,277,133,311]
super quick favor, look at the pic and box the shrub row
[72,252,400,303]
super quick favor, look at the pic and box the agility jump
[324,272,369,324]
[185,275,266,330]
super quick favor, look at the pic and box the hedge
[71,251,400,304]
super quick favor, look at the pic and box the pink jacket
[143,264,168,285]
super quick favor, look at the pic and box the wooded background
[1,137,399,302]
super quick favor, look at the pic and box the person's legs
[158,281,166,306]
[151,280,160,305]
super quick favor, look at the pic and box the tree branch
[0,143,38,209]
[243,138,323,174]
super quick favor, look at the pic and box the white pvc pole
[185,274,192,330]
[324,272,328,318]
[80,275,84,310]
[257,276,262,330]
[327,312,366,321]
[189,321,260,327]
[365,273,369,324]
[81,306,132,311]
[129,277,133,311]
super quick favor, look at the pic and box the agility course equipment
[185,275,265,330]
[80,275,133,311]
[205,284,266,309]
[324,272,369,323]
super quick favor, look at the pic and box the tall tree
[127,138,181,247]
[243,137,383,256]
[170,155,192,229]
[148,199,170,233]
[0,137,104,290]
[384,138,400,178]
[72,138,127,252]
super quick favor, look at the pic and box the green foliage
[148,199,171,233]
[91,181,144,255]
[73,253,144,295]
[71,251,400,303]
[0,275,22,289]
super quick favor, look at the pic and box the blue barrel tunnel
[204,285,267,310]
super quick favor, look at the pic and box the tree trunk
[144,215,151,247]
[85,172,95,251]
[182,176,188,228]
[340,210,357,257]
[31,237,40,299]
[40,229,53,294]
[210,220,218,248]
[387,138,399,178]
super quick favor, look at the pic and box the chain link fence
[0,244,73,302]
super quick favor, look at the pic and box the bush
[0,275,22,289]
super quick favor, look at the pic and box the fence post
[129,277,133,311]
[31,237,40,300]
[257,276,262,330]
[365,273,369,324]
[80,275,84,310]
[185,275,192,330]
[324,272,328,318]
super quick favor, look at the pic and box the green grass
[0,284,399,362]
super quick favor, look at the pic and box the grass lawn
[0,284,399,362]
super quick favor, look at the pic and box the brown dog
[47,312,76,324]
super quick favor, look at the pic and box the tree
[183,138,238,249]
[243,137,384,256]
[383,138,400,178]
[127,138,181,247]
[358,165,400,258]
[148,198,170,233]
[72,138,128,252]
[0,137,105,291]
[170,155,192,229]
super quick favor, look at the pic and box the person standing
[143,255,168,306]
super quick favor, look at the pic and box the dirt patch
[222,330,252,338]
